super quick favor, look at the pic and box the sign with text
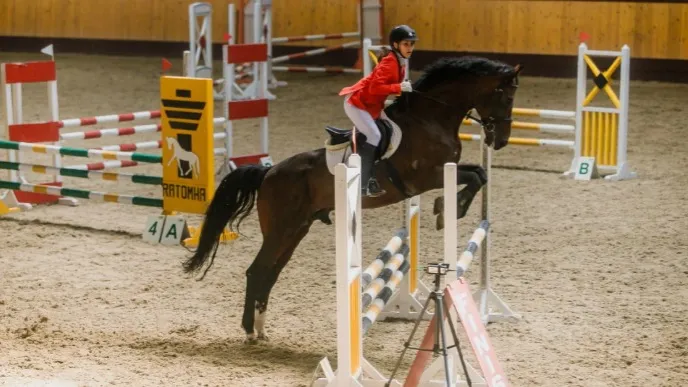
[574,156,600,181]
[160,76,215,214]
[143,215,191,245]
[448,280,510,387]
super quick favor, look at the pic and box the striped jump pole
[0,161,161,185]
[512,108,575,120]
[271,66,361,74]
[96,140,162,152]
[59,117,223,142]
[271,41,361,65]
[462,118,574,134]
[92,133,226,153]
[67,160,141,171]
[58,110,161,129]
[0,139,161,164]
[60,123,162,141]
[361,245,409,310]
[376,194,432,322]
[67,146,228,172]
[459,133,575,148]
[272,31,360,43]
[0,180,162,208]
[455,220,490,278]
[360,229,407,289]
[361,260,410,336]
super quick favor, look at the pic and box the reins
[408,89,499,135]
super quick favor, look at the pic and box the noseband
[465,112,511,136]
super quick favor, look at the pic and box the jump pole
[245,0,365,88]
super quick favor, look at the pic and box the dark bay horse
[182,56,522,342]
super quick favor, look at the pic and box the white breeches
[343,96,387,146]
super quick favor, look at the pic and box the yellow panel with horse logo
[160,76,215,215]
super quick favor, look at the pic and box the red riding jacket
[339,52,405,119]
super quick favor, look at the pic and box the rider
[339,25,417,197]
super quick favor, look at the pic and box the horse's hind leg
[243,244,278,343]
[242,182,314,343]
[433,164,487,229]
[251,224,311,342]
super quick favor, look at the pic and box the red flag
[579,31,590,43]
[223,32,232,43]
[161,58,173,73]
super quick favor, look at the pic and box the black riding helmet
[389,25,418,49]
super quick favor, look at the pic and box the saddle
[324,118,394,161]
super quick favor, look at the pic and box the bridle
[408,79,518,136]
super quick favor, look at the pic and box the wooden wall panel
[385,0,688,59]
[0,0,239,41]
[269,0,360,47]
[0,0,687,60]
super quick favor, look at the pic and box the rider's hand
[400,81,412,93]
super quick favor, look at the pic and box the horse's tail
[182,164,271,276]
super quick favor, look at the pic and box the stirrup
[363,178,386,197]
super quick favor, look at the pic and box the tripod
[386,263,473,387]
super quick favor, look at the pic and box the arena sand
[0,52,686,386]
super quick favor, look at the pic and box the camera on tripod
[425,262,450,275]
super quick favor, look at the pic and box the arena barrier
[0,60,225,206]
[0,73,238,243]
[363,39,636,180]
[2,48,273,208]
[313,136,518,386]
[0,75,213,209]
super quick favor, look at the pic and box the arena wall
[0,0,686,81]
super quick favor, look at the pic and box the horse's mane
[412,56,516,92]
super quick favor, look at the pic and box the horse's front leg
[433,163,487,230]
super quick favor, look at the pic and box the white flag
[40,44,54,58]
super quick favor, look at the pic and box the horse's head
[471,63,522,150]
[400,57,522,150]
[165,136,175,149]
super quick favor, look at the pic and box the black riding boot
[358,142,386,197]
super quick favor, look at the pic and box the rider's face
[394,40,415,58]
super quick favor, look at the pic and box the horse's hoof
[456,191,471,220]
[244,332,260,345]
[433,196,444,215]
[436,213,444,230]
[244,337,259,345]
[243,332,269,344]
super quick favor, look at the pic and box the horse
[165,136,200,178]
[181,56,522,343]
